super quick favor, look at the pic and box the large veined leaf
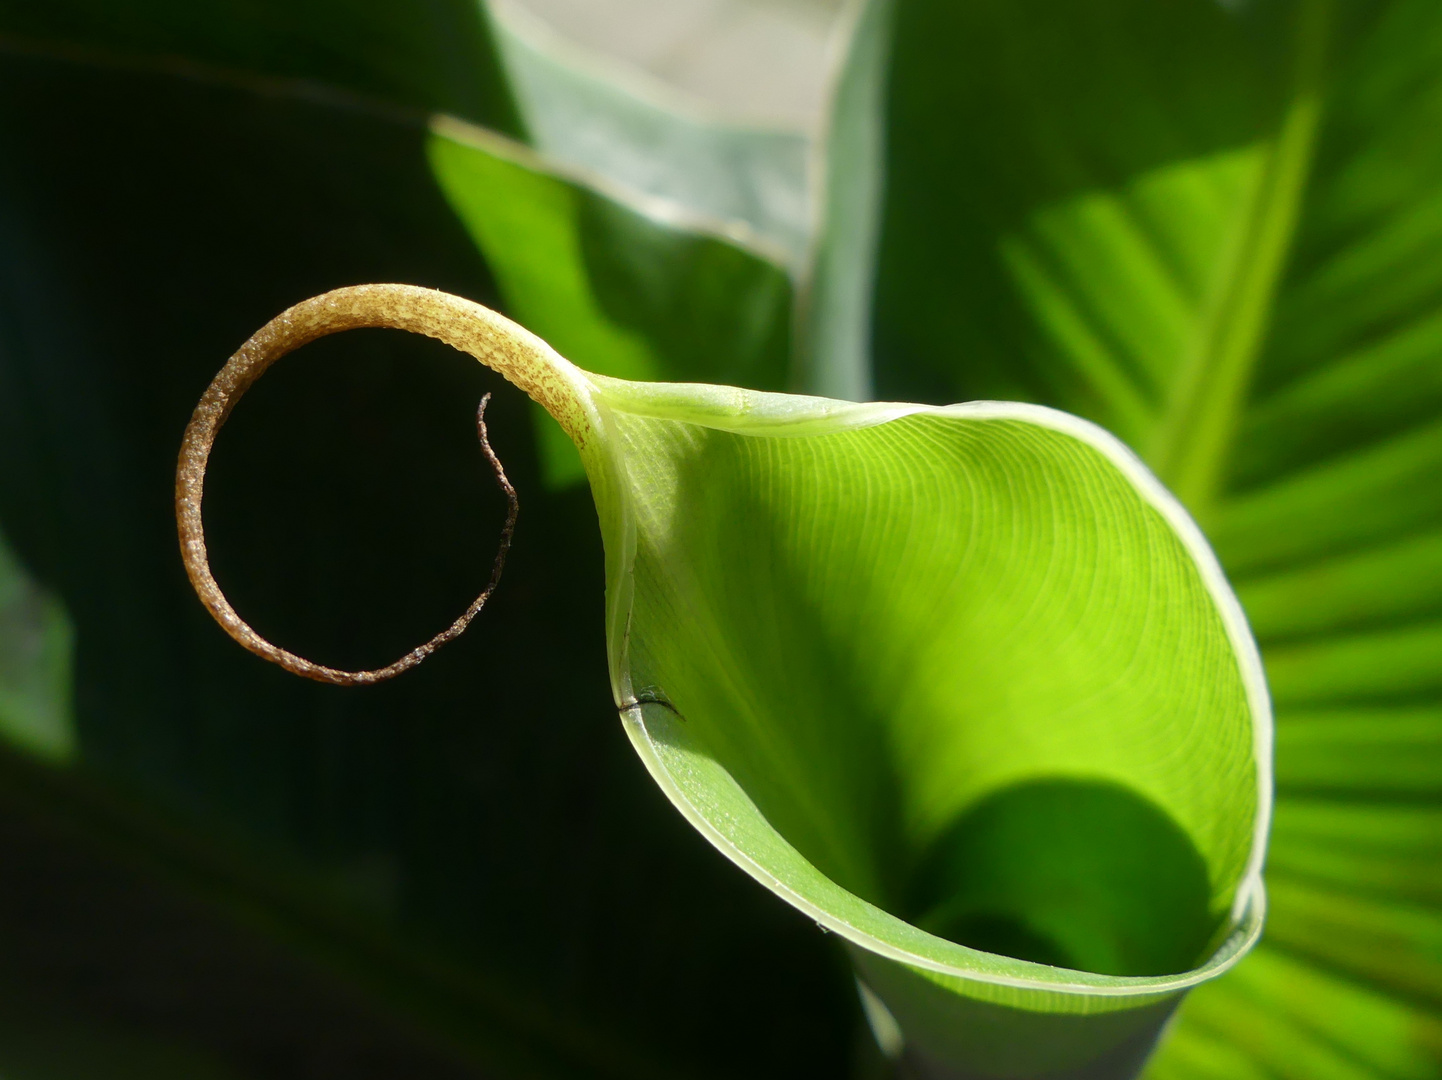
[867,0,1442,1073]
[599,383,1269,1077]
[179,285,1270,1078]
[0,31,854,1080]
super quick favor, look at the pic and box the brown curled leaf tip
[175,289,519,686]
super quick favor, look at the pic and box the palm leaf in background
[868,0,1442,1074]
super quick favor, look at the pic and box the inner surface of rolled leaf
[590,388,1266,991]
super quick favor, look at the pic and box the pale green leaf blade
[567,375,1270,1074]
[487,0,813,270]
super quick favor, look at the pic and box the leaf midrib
[1147,1,1335,523]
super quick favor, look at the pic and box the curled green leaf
[177,284,1270,1078]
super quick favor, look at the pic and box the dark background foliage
[0,38,859,1080]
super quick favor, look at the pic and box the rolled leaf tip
[174,284,581,683]
[177,286,1270,1079]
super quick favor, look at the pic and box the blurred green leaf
[861,0,1442,1072]
[426,117,791,485]
[487,1,812,269]
[0,527,73,762]
[797,0,892,400]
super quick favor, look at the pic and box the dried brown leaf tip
[176,288,518,686]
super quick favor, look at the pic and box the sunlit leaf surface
[868,0,1442,1073]
[583,380,1268,1074]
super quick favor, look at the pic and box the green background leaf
[488,1,813,269]
[867,0,1442,1073]
[426,117,792,485]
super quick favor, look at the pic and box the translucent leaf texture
[581,379,1270,1076]
[298,286,1265,1076]
[864,0,1442,1073]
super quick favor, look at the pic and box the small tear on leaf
[623,687,686,722]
